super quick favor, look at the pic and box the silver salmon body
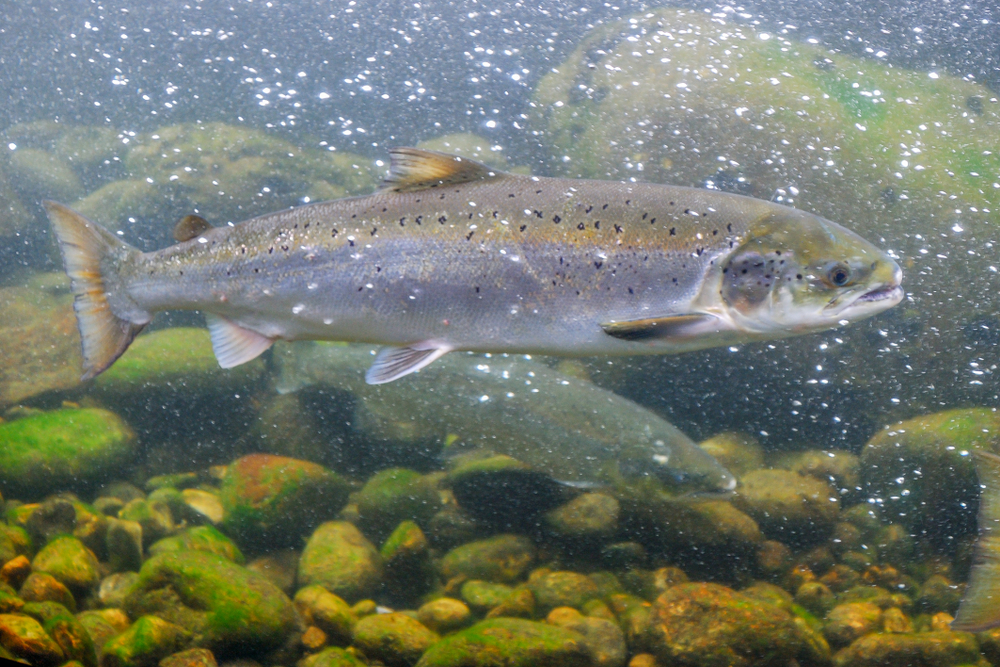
[46,148,903,384]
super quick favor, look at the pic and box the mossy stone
[77,609,130,659]
[545,607,626,667]
[824,602,883,648]
[158,647,218,667]
[106,518,143,574]
[220,454,352,549]
[301,646,367,667]
[21,601,96,667]
[0,612,65,666]
[416,598,471,634]
[98,573,140,609]
[460,581,513,614]
[697,432,765,479]
[772,449,860,492]
[646,582,807,667]
[123,551,296,658]
[352,612,439,667]
[544,493,620,540]
[8,148,84,202]
[528,571,601,614]
[118,499,174,548]
[0,408,135,499]
[298,521,384,602]
[355,468,441,542]
[733,469,839,546]
[439,534,535,584]
[831,631,979,667]
[294,585,356,646]
[31,536,100,594]
[414,617,591,667]
[148,526,244,565]
[101,615,191,667]
[860,408,1000,545]
[19,572,76,611]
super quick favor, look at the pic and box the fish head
[618,439,738,497]
[717,208,903,335]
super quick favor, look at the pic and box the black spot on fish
[553,215,561,224]
[713,229,718,235]
[796,274,803,280]
[281,245,289,251]
[509,193,516,198]
[469,213,474,219]
[382,208,387,212]
[536,189,542,194]
[293,223,298,229]
[595,261,603,269]
[358,286,363,291]
[475,286,480,293]
[416,216,422,225]
[493,211,498,218]
[179,270,184,276]
[614,224,623,233]
[628,287,634,294]
[467,231,475,241]
[376,266,381,272]
[269,247,274,254]
[642,213,648,220]
[349,240,355,247]
[440,194,446,199]
[535,210,543,218]
[669,201,675,206]
[650,218,655,225]
[254,268,259,273]
[727,223,732,233]
[352,214,357,218]
[585,205,593,214]
[370,227,377,236]
[626,200,631,206]
[399,217,406,226]
[595,221,600,229]
[439,216,447,224]
[669,228,676,236]
[520,224,527,232]
[602,204,609,210]
[331,228,338,237]
[304,223,310,229]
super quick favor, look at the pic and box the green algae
[414,618,591,667]
[439,534,536,584]
[101,615,191,667]
[355,468,441,542]
[148,526,244,565]
[297,521,384,602]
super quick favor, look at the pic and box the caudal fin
[952,450,1000,631]
[44,201,150,380]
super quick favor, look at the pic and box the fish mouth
[856,283,904,305]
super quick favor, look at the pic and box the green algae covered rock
[544,492,620,541]
[20,601,96,667]
[158,648,218,667]
[220,454,352,549]
[860,408,1000,544]
[92,328,264,396]
[76,609,130,660]
[123,550,297,657]
[294,585,356,646]
[824,602,883,648]
[528,571,601,614]
[415,617,591,667]
[439,534,535,584]
[355,468,441,542]
[545,606,626,667]
[733,469,839,546]
[101,615,191,667]
[0,408,135,498]
[646,582,807,667]
[352,612,439,667]
[298,521,384,602]
[0,612,65,666]
[148,526,244,565]
[30,536,101,594]
[460,580,514,614]
[19,572,77,612]
[302,646,367,667]
[832,631,979,667]
[416,598,471,634]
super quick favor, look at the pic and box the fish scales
[45,147,902,382]
[123,177,768,353]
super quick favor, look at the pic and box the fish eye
[825,262,853,287]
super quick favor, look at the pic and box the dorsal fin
[173,214,212,242]
[379,148,505,193]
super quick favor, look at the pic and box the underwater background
[1,1,1000,666]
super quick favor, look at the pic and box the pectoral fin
[600,313,721,342]
[952,450,1000,631]
[365,342,453,384]
[205,313,274,368]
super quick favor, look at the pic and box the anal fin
[365,342,452,384]
[205,313,274,368]
[601,313,721,342]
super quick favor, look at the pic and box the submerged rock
[416,598,471,634]
[20,600,96,667]
[298,521,384,602]
[733,469,839,546]
[439,534,536,584]
[30,536,100,595]
[354,468,441,542]
[352,612,439,667]
[696,432,765,479]
[101,615,191,667]
[824,602,883,648]
[301,646,367,667]
[860,408,1000,544]
[528,571,601,614]
[148,525,244,565]
[159,648,219,667]
[546,606,627,667]
[0,408,135,499]
[294,585,356,647]
[123,551,297,658]
[0,612,65,666]
[414,617,591,667]
[832,631,979,667]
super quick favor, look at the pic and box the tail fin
[44,201,150,380]
[952,450,1000,631]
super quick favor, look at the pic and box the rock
[415,133,508,167]
[874,524,915,565]
[645,582,806,667]
[460,581,514,614]
[916,574,963,615]
[77,609,130,659]
[20,601,96,667]
[696,432,765,478]
[31,536,100,594]
[300,646,367,667]
[159,648,219,667]
[756,540,792,578]
[106,518,144,573]
[881,607,913,633]
[0,275,84,408]
[416,599,471,634]
[98,573,140,609]
[772,450,860,493]
[245,550,298,596]
[148,526,244,565]
[145,474,200,493]
[860,408,1000,545]
[0,408,135,499]
[354,468,441,542]
[0,612,65,666]
[795,582,835,617]
[180,490,224,525]
[446,455,568,529]
[414,618,591,667]
[544,493,620,541]
[352,612,439,667]
[0,557,30,591]
[485,588,536,620]
[20,572,76,611]
[293,586,356,647]
[301,625,328,651]
[102,481,147,504]
[220,454,352,549]
[0,583,22,616]
[832,631,979,667]
[101,615,192,667]
[739,582,794,613]
[819,564,860,595]
[24,497,77,545]
[546,607,627,667]
[8,148,84,203]
[124,551,297,657]
[118,499,175,548]
[528,571,601,614]
[95,497,126,516]
[426,504,483,551]
[298,521,384,602]
[380,521,433,602]
[824,602,883,648]
[733,469,839,546]
[600,542,648,570]
[439,534,535,584]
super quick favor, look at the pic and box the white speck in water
[292,304,305,314]
[952,223,964,232]
[197,237,208,244]
[7,143,15,151]
[479,395,489,402]
[307,282,318,290]
[928,72,939,79]
[323,318,333,325]
[759,32,771,40]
